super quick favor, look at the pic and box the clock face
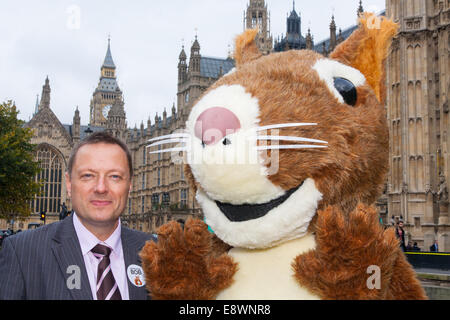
[102,105,112,119]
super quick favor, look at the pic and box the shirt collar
[73,212,122,257]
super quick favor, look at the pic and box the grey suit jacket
[0,215,155,300]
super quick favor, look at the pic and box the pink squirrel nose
[195,107,241,146]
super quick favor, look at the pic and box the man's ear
[330,13,399,104]
[234,29,263,67]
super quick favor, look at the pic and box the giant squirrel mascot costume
[140,13,427,300]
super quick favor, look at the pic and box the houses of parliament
[2,0,449,252]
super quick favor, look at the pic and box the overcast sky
[0,0,386,128]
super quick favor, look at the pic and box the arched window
[180,189,187,208]
[407,46,415,81]
[32,145,64,214]
[142,172,146,190]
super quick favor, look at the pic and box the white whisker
[254,136,328,144]
[147,139,189,148]
[255,145,328,151]
[148,147,188,154]
[256,123,317,132]
[147,133,190,142]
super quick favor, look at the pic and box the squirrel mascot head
[153,13,399,249]
[141,13,428,301]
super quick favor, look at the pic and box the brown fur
[183,164,198,194]
[140,218,237,300]
[140,13,426,300]
[210,50,389,215]
[330,13,398,104]
[293,204,427,300]
[234,29,262,66]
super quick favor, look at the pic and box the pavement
[415,268,450,300]
[415,268,450,276]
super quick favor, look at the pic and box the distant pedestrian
[412,242,421,252]
[59,202,68,221]
[390,215,396,226]
[395,221,406,252]
[406,241,413,251]
[430,240,439,252]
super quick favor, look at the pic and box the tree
[0,101,41,221]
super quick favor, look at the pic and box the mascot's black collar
[215,182,303,222]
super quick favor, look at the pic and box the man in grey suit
[0,132,156,300]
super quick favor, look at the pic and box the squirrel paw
[140,218,237,300]
[294,203,399,300]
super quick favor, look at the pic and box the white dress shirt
[73,213,129,300]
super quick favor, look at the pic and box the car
[27,223,43,230]
[0,229,11,247]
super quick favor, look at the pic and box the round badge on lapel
[127,264,146,287]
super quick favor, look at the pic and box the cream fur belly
[216,234,320,300]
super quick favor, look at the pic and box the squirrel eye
[333,77,357,106]
[223,138,232,146]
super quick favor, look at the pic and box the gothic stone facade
[7,35,234,233]
[385,0,450,251]
[5,1,449,252]
[310,0,450,252]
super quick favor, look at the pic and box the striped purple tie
[91,244,122,300]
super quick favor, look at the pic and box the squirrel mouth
[215,181,304,222]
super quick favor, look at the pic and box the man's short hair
[67,131,133,178]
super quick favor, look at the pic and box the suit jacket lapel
[121,227,150,300]
[51,216,93,300]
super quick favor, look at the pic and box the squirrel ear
[330,13,398,104]
[234,29,263,67]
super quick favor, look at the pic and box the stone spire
[329,15,337,52]
[163,108,167,126]
[34,94,39,115]
[244,0,273,54]
[337,28,344,44]
[178,45,188,84]
[306,28,313,50]
[103,36,116,69]
[287,0,301,36]
[91,38,122,127]
[357,0,364,18]
[189,35,201,75]
[39,76,51,110]
[106,95,127,141]
[73,106,81,144]
[108,96,126,119]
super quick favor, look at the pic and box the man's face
[66,143,132,229]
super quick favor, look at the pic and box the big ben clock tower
[89,38,124,127]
